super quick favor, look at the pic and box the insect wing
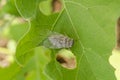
[43,32,74,49]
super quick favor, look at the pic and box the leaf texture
[15,0,120,80]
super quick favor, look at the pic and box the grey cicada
[43,32,74,49]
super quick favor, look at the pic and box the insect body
[43,33,74,49]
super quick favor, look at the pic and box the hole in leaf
[56,49,76,69]
[39,0,62,15]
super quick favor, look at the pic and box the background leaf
[15,0,120,80]
[0,0,20,17]
[13,47,51,80]
[15,0,38,19]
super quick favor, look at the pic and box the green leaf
[15,0,120,80]
[15,0,38,19]
[0,0,20,16]
[14,47,51,80]
[9,22,29,41]
[0,63,21,80]
[39,0,52,15]
[32,47,52,80]
[15,9,58,63]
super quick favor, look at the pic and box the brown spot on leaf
[56,54,67,63]
[56,49,76,69]
[116,17,120,49]
[52,0,62,13]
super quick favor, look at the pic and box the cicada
[43,32,74,49]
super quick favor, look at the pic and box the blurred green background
[0,0,51,80]
[1,0,120,80]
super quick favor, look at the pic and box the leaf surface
[15,0,120,80]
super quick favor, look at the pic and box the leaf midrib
[63,0,113,80]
